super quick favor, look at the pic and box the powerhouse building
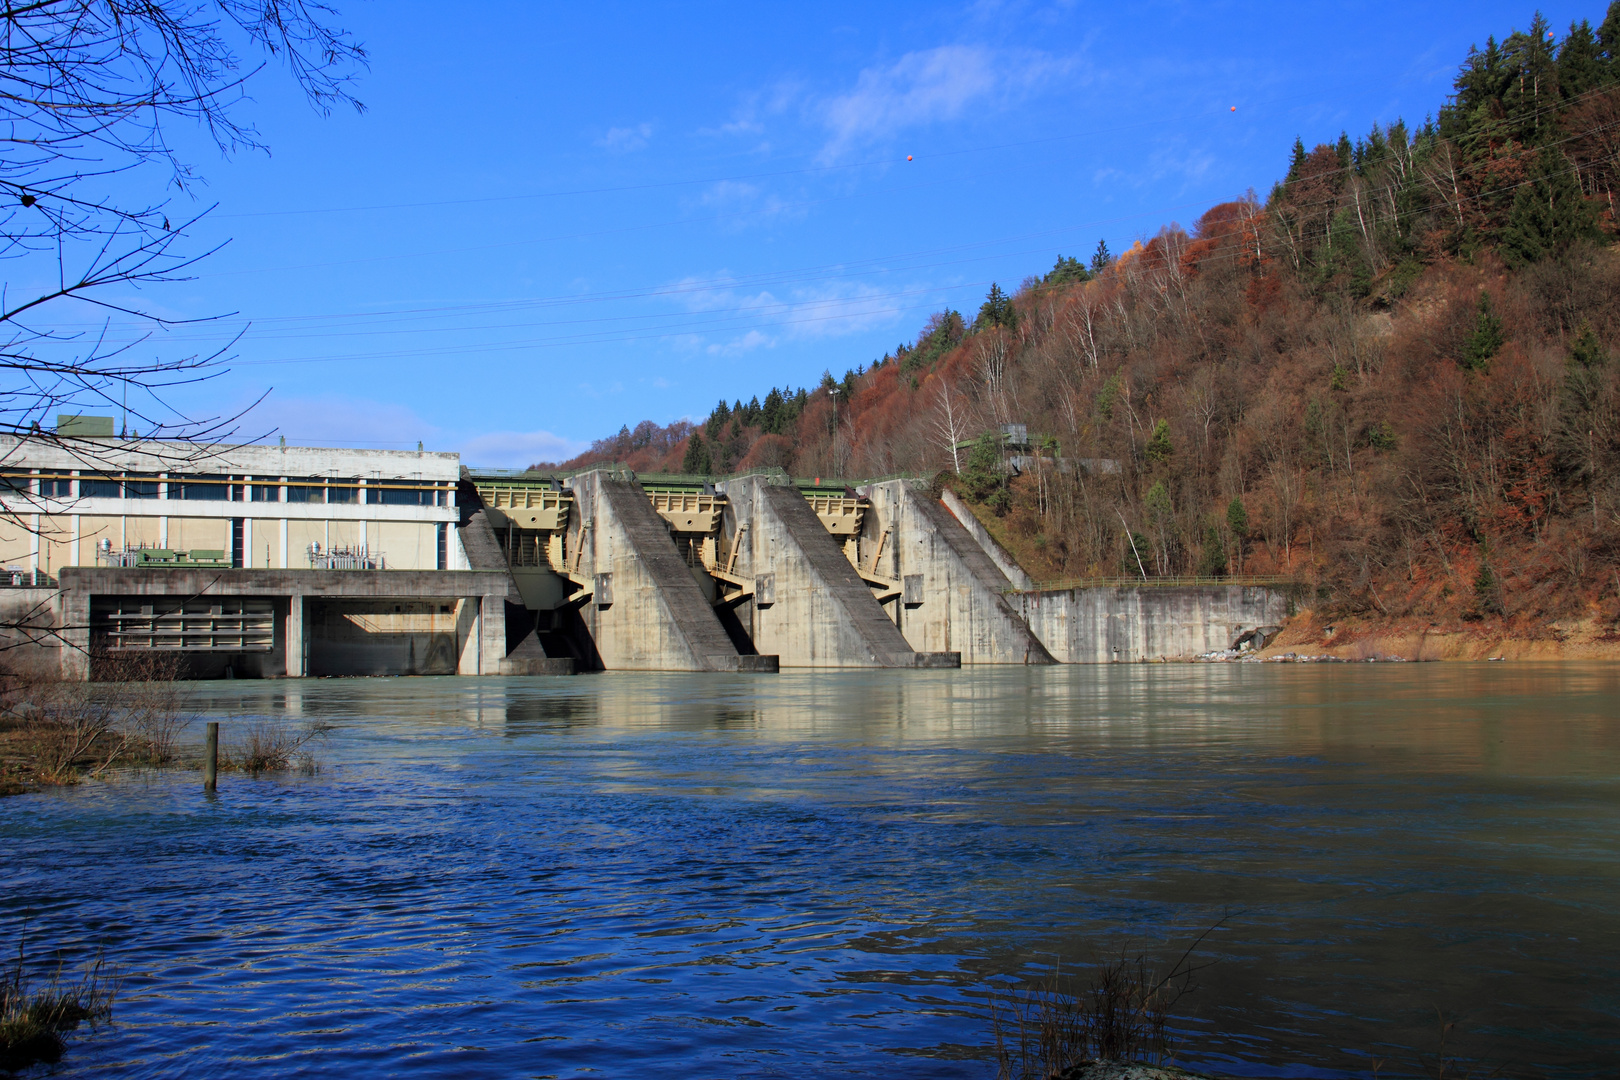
[0,432,465,578]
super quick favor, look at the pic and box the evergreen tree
[761,387,785,434]
[1473,559,1499,614]
[1599,1,1620,65]
[1499,146,1599,264]
[1226,496,1249,571]
[1499,15,1559,139]
[977,283,1017,330]
[1043,254,1090,287]
[960,432,1005,505]
[681,432,712,475]
[1090,239,1113,274]
[1334,131,1353,173]
[1463,292,1505,371]
[705,400,730,439]
[1556,324,1613,518]
[1197,524,1228,578]
[1284,137,1307,184]
[1226,497,1248,535]
[1557,19,1606,98]
[1145,419,1174,464]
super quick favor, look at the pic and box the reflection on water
[2,664,1618,1078]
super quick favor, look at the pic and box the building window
[375,484,437,506]
[0,474,31,495]
[39,475,72,498]
[251,481,281,502]
[326,478,359,504]
[286,477,325,503]
[81,474,121,498]
[176,473,229,500]
[125,473,161,499]
[437,523,447,570]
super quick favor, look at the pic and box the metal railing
[1006,576,1299,594]
[0,569,56,587]
[307,546,384,570]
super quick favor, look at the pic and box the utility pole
[828,386,841,478]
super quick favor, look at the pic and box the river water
[3,664,1618,1078]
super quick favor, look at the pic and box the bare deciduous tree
[0,1,365,458]
[0,1,364,644]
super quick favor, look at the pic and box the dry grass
[220,720,333,775]
[0,653,197,794]
[0,939,116,1072]
[991,928,1221,1080]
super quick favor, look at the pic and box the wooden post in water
[204,721,218,793]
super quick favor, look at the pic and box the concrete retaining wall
[0,587,63,678]
[1013,584,1292,662]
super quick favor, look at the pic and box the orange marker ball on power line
[906,155,913,161]
[1230,106,1236,112]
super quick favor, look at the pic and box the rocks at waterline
[1055,1062,1216,1080]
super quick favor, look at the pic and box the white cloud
[817,45,1071,160]
[455,430,587,469]
[670,276,910,356]
[706,330,774,356]
[696,179,799,229]
[597,123,653,152]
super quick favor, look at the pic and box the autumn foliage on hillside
[544,6,1620,628]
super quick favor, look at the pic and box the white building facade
[0,435,466,580]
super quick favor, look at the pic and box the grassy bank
[0,657,331,797]
[0,656,193,796]
[0,941,115,1072]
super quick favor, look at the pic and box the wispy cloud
[596,122,653,152]
[817,45,1072,160]
[697,179,800,229]
[672,276,913,356]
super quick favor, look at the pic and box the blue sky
[47,1,1606,466]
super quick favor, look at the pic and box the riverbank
[1254,610,1620,662]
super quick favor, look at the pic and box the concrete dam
[431,467,1288,676]
[0,436,1291,678]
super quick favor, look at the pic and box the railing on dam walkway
[1005,575,1300,595]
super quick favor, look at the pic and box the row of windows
[1,473,452,506]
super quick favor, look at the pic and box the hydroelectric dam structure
[0,425,1291,679]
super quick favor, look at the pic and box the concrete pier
[860,480,1055,665]
[718,475,958,668]
[454,507,576,674]
[564,471,778,672]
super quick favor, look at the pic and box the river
[3,663,1618,1077]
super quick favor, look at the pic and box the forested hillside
[541,5,1620,631]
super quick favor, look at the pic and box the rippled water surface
[4,664,1619,1078]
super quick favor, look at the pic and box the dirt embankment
[1260,609,1620,661]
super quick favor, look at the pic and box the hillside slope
[544,5,1620,645]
